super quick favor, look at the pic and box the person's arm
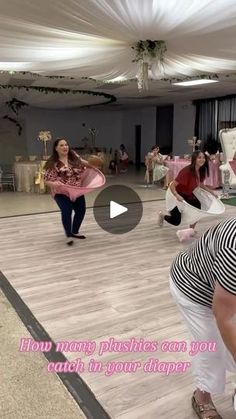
[169,180,183,201]
[153,154,163,165]
[80,158,92,168]
[200,182,218,197]
[73,151,92,168]
[44,168,61,186]
[213,282,236,362]
[72,151,90,168]
[158,153,164,164]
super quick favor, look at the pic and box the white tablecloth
[14,162,41,192]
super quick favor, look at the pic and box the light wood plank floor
[0,169,165,217]
[0,201,235,419]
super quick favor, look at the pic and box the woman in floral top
[44,138,90,246]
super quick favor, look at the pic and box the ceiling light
[172,79,219,86]
[0,62,31,71]
[106,76,127,83]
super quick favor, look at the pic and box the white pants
[170,277,236,394]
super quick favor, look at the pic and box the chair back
[219,127,236,162]
[0,171,16,191]
[219,128,236,186]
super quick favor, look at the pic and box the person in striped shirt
[170,217,236,419]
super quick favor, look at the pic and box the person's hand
[175,193,184,202]
[210,191,218,198]
[46,180,62,187]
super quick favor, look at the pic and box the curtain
[218,97,236,130]
[195,99,217,145]
[1,0,236,79]
[194,95,236,153]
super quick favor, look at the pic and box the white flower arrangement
[188,136,201,152]
[88,128,98,147]
[38,131,52,142]
[38,130,52,158]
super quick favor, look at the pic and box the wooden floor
[0,200,235,419]
[0,169,165,217]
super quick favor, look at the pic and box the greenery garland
[162,74,219,83]
[1,69,236,87]
[2,115,22,135]
[0,86,116,135]
[0,70,75,80]
[81,72,231,85]
[6,97,28,114]
[0,84,116,105]
[1,98,29,135]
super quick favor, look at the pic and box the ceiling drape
[0,0,236,80]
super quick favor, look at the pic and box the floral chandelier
[132,40,167,90]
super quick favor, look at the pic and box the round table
[164,159,221,189]
[14,161,41,192]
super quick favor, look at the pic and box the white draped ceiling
[1,0,236,81]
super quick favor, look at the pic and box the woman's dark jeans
[54,194,86,237]
[164,195,201,226]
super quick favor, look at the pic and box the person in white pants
[170,216,236,419]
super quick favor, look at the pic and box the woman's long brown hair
[189,150,209,181]
[45,138,81,169]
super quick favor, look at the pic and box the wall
[121,107,156,161]
[173,102,196,155]
[0,105,27,166]
[156,105,173,153]
[1,102,195,163]
[24,108,123,156]
[12,106,157,162]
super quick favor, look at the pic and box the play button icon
[110,201,128,219]
[93,185,143,234]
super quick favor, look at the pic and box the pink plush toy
[176,228,195,242]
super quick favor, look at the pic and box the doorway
[135,125,141,170]
[156,105,173,154]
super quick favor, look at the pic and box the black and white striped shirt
[171,217,236,308]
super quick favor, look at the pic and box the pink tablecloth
[165,159,189,181]
[165,159,221,189]
[229,160,236,174]
[205,160,221,188]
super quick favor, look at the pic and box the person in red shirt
[158,151,217,229]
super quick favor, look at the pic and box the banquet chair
[219,128,236,188]
[1,169,16,191]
